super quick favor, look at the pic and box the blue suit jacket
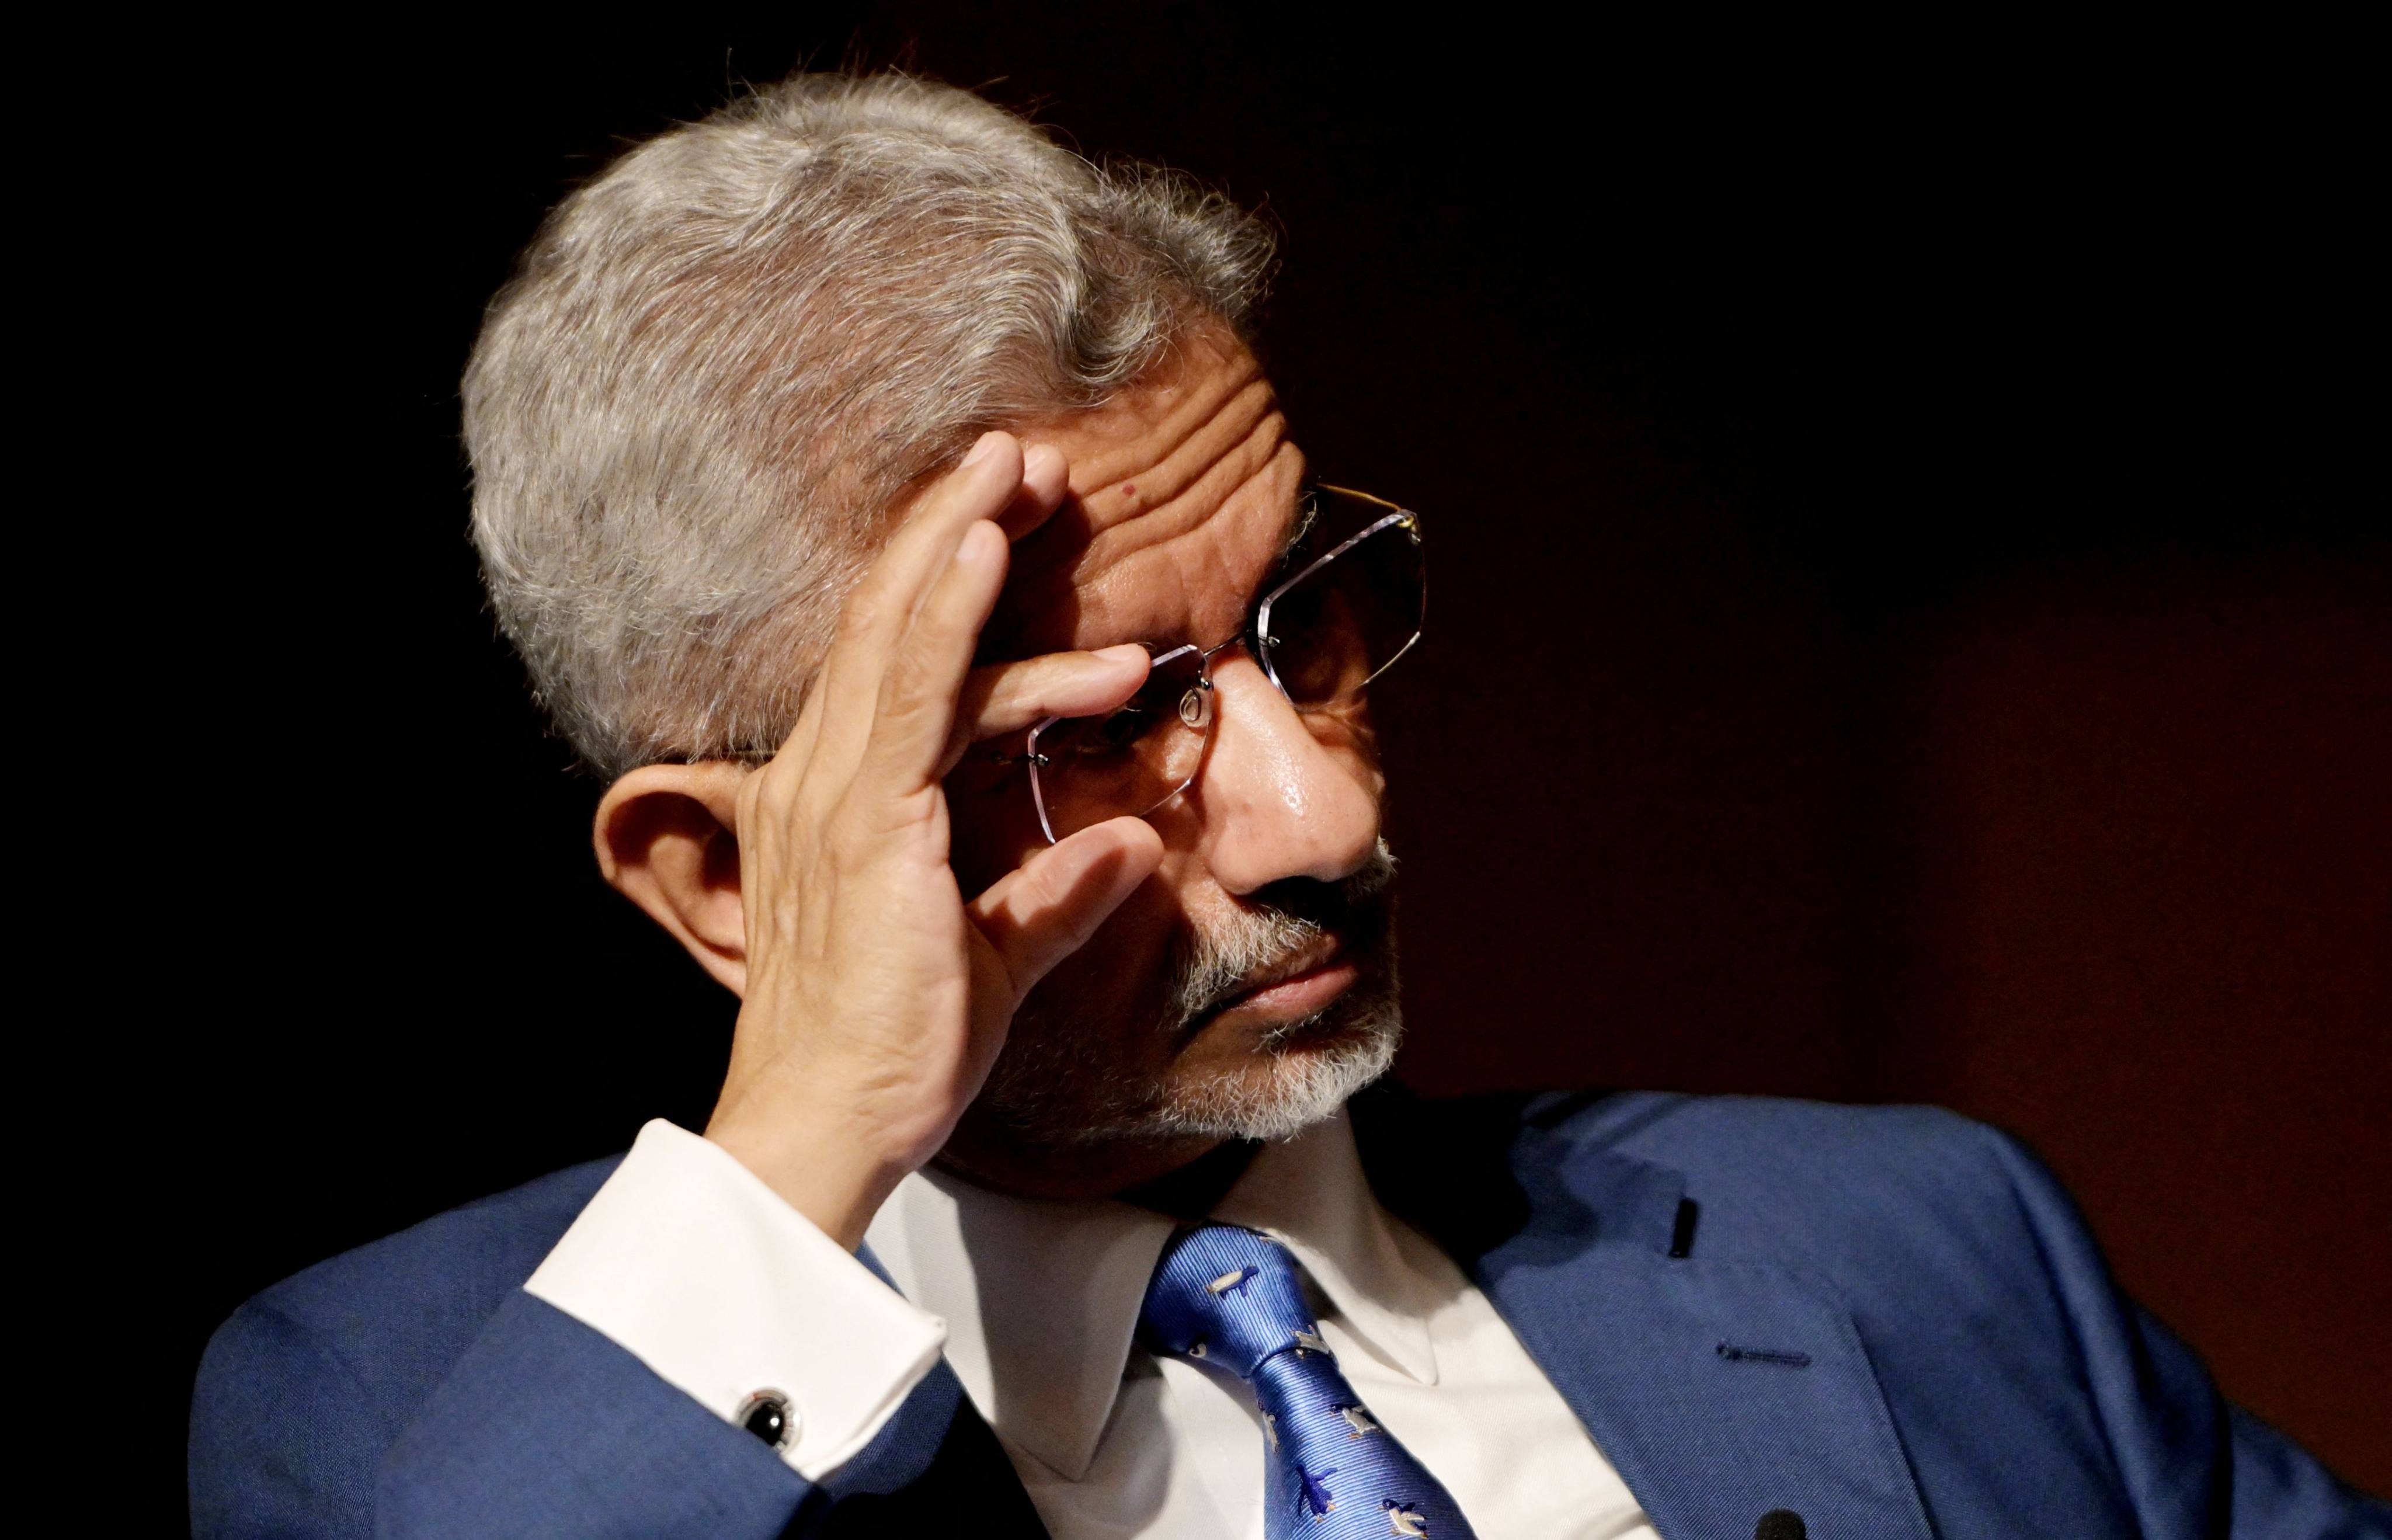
[190,1089,2386,1538]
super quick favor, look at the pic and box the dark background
[155,5,2386,1524]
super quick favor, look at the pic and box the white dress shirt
[529,1111,1657,1539]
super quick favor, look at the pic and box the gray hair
[463,74,1276,777]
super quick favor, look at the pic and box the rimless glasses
[992,484,1426,844]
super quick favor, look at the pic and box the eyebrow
[1217,489,1313,632]
[1174,489,1313,652]
[1269,487,1319,571]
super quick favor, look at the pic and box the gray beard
[977,842,1402,1147]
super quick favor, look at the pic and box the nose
[1189,653,1383,892]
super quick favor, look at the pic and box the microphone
[1755,1511,1807,1540]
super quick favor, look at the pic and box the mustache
[1163,840,1397,1031]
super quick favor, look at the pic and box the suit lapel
[1356,1089,1934,1540]
[822,1088,1934,1539]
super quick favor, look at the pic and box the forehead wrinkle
[1004,373,1283,606]
[1065,377,1281,555]
[1045,333,1268,520]
[1082,474,1289,640]
[998,439,1304,656]
[1069,400,1288,582]
[989,328,1308,659]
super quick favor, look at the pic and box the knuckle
[837,594,885,640]
[795,784,842,836]
[877,663,938,723]
[975,663,1028,712]
[754,760,798,806]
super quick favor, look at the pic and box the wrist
[703,1109,909,1251]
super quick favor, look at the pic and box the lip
[1211,936,1357,1023]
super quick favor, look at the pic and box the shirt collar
[862,1107,1438,1482]
[1214,1109,1440,1389]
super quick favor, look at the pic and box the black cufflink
[736,1388,795,1451]
[1755,1510,1807,1540]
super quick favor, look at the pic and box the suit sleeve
[374,1289,818,1539]
[2225,1406,2392,1540]
[521,1120,947,1479]
[190,1296,384,1539]
[1984,1129,2391,1538]
[190,1122,956,1539]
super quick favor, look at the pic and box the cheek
[1017,867,1191,1045]
[1274,701,1389,812]
[1303,701,1383,771]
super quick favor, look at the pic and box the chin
[1136,996,1404,1143]
[980,918,1405,1149]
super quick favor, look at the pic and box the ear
[594,762,752,997]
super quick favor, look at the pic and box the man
[190,72,2381,1539]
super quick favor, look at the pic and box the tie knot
[1141,1223,1330,1380]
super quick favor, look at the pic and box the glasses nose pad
[1177,681,1215,730]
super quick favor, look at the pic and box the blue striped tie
[1141,1223,1482,1539]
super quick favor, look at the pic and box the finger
[938,644,1150,777]
[993,442,1072,541]
[864,515,1014,786]
[968,816,1166,1004]
[795,432,1025,761]
[874,433,1031,633]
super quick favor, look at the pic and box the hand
[703,433,1166,1248]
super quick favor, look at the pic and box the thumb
[968,817,1164,1007]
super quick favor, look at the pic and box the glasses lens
[1259,498,1425,707]
[1030,645,1215,841]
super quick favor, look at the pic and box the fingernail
[1093,644,1150,668]
[962,432,1004,468]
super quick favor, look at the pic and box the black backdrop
[154,7,2385,1527]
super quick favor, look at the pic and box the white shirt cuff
[524,1118,948,1479]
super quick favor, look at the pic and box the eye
[966,749,1028,793]
[1075,700,1156,758]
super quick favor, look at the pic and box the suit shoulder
[1538,1089,2007,1177]
[1528,1091,2039,1263]
[205,1156,623,1408]
[266,1155,620,1324]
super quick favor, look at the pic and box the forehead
[985,328,1304,659]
